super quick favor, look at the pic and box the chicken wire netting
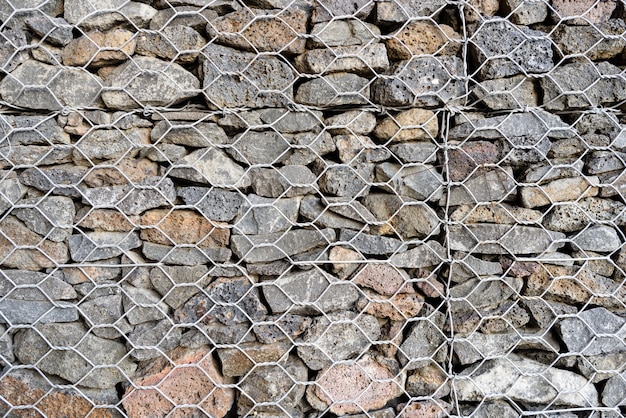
[0,0,625,417]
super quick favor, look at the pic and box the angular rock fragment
[449,224,565,254]
[296,72,371,106]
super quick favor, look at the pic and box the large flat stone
[449,224,565,255]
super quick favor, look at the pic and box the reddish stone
[397,400,452,418]
[123,346,234,418]
[140,209,229,248]
[352,263,410,296]
[357,289,425,321]
[77,209,139,232]
[83,158,158,187]
[447,141,499,182]
[551,0,616,24]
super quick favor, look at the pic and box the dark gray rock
[150,120,228,148]
[263,267,359,314]
[339,229,404,255]
[136,25,206,63]
[602,372,626,407]
[65,0,157,30]
[253,314,312,344]
[541,61,626,110]
[250,165,317,198]
[122,284,170,325]
[572,225,621,253]
[586,150,626,174]
[202,44,295,109]
[149,5,217,31]
[20,164,88,197]
[372,57,465,107]
[0,145,74,168]
[169,148,251,188]
[389,142,438,164]
[233,194,300,235]
[449,253,503,283]
[389,241,446,268]
[543,197,626,232]
[469,19,553,80]
[0,270,75,301]
[299,195,366,231]
[501,0,548,24]
[13,196,75,242]
[399,311,447,369]
[445,167,517,205]
[102,57,200,109]
[228,130,291,165]
[450,277,524,314]
[255,109,323,133]
[375,0,447,25]
[297,311,380,370]
[14,322,137,388]
[318,163,374,198]
[557,307,626,356]
[180,323,256,347]
[177,186,244,222]
[25,15,73,46]
[149,265,210,309]
[0,299,78,324]
[552,19,626,61]
[0,115,70,146]
[376,162,444,201]
[312,0,375,23]
[141,143,188,162]
[295,73,371,107]
[79,295,132,339]
[449,224,566,254]
[471,75,539,110]
[0,29,29,73]
[68,231,142,262]
[142,241,232,265]
[0,178,26,215]
[75,128,148,161]
[295,43,389,75]
[126,319,182,361]
[231,228,336,263]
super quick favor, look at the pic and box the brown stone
[76,209,139,232]
[0,370,115,418]
[450,203,543,224]
[83,158,159,187]
[63,29,136,67]
[447,141,500,182]
[139,209,229,248]
[0,216,68,270]
[386,21,461,60]
[217,342,291,377]
[329,246,363,279]
[520,177,599,208]
[307,354,405,415]
[207,7,309,54]
[415,275,445,299]
[352,263,410,296]
[397,400,453,418]
[123,346,234,418]
[357,289,425,320]
[406,364,450,398]
[464,0,500,22]
[551,0,616,24]
[374,109,438,142]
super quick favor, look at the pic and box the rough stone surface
[296,73,371,107]
[63,29,136,67]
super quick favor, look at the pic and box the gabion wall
[0,0,625,416]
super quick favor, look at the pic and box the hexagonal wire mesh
[0,0,625,416]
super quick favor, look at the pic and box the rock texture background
[0,0,625,416]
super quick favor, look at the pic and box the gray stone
[68,231,142,262]
[150,120,228,148]
[295,43,389,75]
[312,0,374,23]
[201,276,267,325]
[177,186,244,222]
[339,229,404,255]
[376,162,444,201]
[0,145,73,168]
[335,134,390,163]
[170,148,251,188]
[469,20,553,80]
[79,295,132,339]
[136,25,206,63]
[295,72,371,106]
[102,57,200,109]
[25,15,73,46]
[578,352,626,383]
[14,196,74,242]
[250,165,317,198]
[447,167,516,206]
[237,355,307,416]
[127,319,182,361]
[318,163,374,197]
[572,225,621,253]
[234,194,300,235]
[308,20,380,48]
[297,311,380,370]
[20,164,89,197]
[541,61,626,110]
[149,265,210,309]
[375,0,447,25]
[14,322,137,388]
[472,75,539,110]
[74,128,150,161]
[0,300,78,324]
[64,0,157,30]
[116,177,176,215]
[389,241,446,268]
[142,241,232,264]
[453,332,521,365]
[501,0,548,24]
[263,267,359,314]
[361,194,440,238]
[0,178,26,216]
[0,270,76,300]
[0,115,70,146]
[586,151,626,174]
[255,109,323,134]
[557,307,626,356]
[228,130,290,165]
[141,143,188,162]
[602,372,626,407]
[202,44,295,109]
[372,57,465,107]
[180,323,255,346]
[0,60,102,110]
[552,19,626,61]
[450,276,523,314]
[150,6,217,32]
[449,224,566,254]
[253,314,312,344]
[543,197,626,232]
[123,284,170,325]
[0,29,29,73]
[326,111,377,136]
[300,195,366,231]
[464,401,533,418]
[389,142,437,164]
[449,253,503,283]
[399,312,447,370]
[325,197,377,224]
[281,131,336,166]
[455,354,599,407]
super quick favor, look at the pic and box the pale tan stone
[520,176,599,208]
[140,209,230,248]
[374,108,438,142]
[386,21,461,60]
[63,29,136,67]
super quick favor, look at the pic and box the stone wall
[0,0,625,416]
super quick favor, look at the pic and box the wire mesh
[0,0,625,416]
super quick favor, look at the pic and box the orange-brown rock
[357,289,425,320]
[83,158,158,187]
[386,21,461,60]
[0,216,68,270]
[139,209,229,248]
[76,209,139,232]
[352,263,410,295]
[63,29,136,67]
[0,370,115,418]
[123,346,234,418]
